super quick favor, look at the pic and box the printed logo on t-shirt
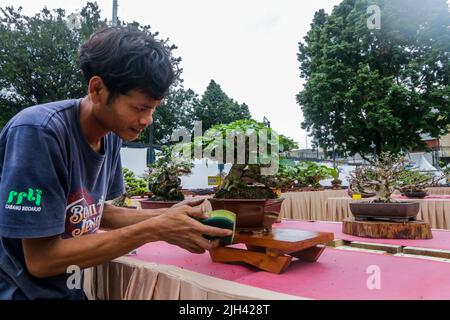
[64,190,105,238]
[4,188,42,212]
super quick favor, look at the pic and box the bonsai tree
[268,161,300,191]
[348,152,409,202]
[112,168,148,207]
[397,169,436,194]
[147,146,193,201]
[330,167,342,189]
[182,119,291,199]
[438,160,450,185]
[295,161,336,189]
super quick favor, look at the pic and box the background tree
[193,80,252,132]
[137,87,200,145]
[0,2,184,134]
[279,134,299,153]
[0,4,99,127]
[297,0,450,158]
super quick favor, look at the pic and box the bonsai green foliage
[296,161,336,189]
[148,146,193,201]
[258,160,338,190]
[348,152,412,202]
[264,160,299,190]
[123,168,148,197]
[113,168,148,207]
[297,0,450,158]
[397,169,435,193]
[185,119,296,199]
[112,168,148,207]
[330,167,342,187]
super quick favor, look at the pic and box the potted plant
[347,152,420,222]
[140,146,194,209]
[347,168,377,198]
[397,169,435,198]
[296,161,337,190]
[112,168,149,208]
[182,120,292,230]
[330,167,343,189]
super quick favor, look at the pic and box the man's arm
[100,198,208,229]
[100,203,167,229]
[22,205,232,278]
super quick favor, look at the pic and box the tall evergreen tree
[297,0,450,158]
[193,80,252,132]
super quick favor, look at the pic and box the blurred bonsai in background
[112,167,148,207]
[348,152,406,202]
[397,170,435,194]
[296,161,337,189]
[147,146,193,201]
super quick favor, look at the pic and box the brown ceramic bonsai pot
[265,198,284,214]
[349,201,420,222]
[402,191,428,199]
[140,200,181,209]
[208,198,284,230]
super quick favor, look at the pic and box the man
[0,26,231,299]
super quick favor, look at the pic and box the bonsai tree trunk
[215,164,277,199]
[218,164,246,192]
[375,179,394,202]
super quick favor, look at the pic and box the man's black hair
[80,26,177,101]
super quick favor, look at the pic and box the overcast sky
[1,0,345,148]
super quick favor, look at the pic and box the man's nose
[139,112,153,127]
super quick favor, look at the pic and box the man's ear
[88,76,110,105]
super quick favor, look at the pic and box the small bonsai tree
[112,168,148,207]
[267,160,300,191]
[330,167,342,188]
[348,152,408,202]
[438,160,450,185]
[147,146,193,201]
[182,120,294,199]
[295,161,336,189]
[397,169,435,194]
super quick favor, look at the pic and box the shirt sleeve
[0,125,69,238]
[105,137,125,201]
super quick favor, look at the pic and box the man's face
[99,90,162,141]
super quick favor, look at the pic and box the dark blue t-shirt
[0,99,124,299]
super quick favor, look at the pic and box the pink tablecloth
[326,196,450,229]
[276,220,450,251]
[88,220,450,300]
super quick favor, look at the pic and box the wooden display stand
[342,217,432,239]
[209,229,334,274]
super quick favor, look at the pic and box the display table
[279,190,348,220]
[85,220,450,300]
[326,196,450,229]
[426,187,450,195]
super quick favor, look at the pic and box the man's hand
[21,202,228,278]
[150,204,232,254]
[170,198,206,208]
